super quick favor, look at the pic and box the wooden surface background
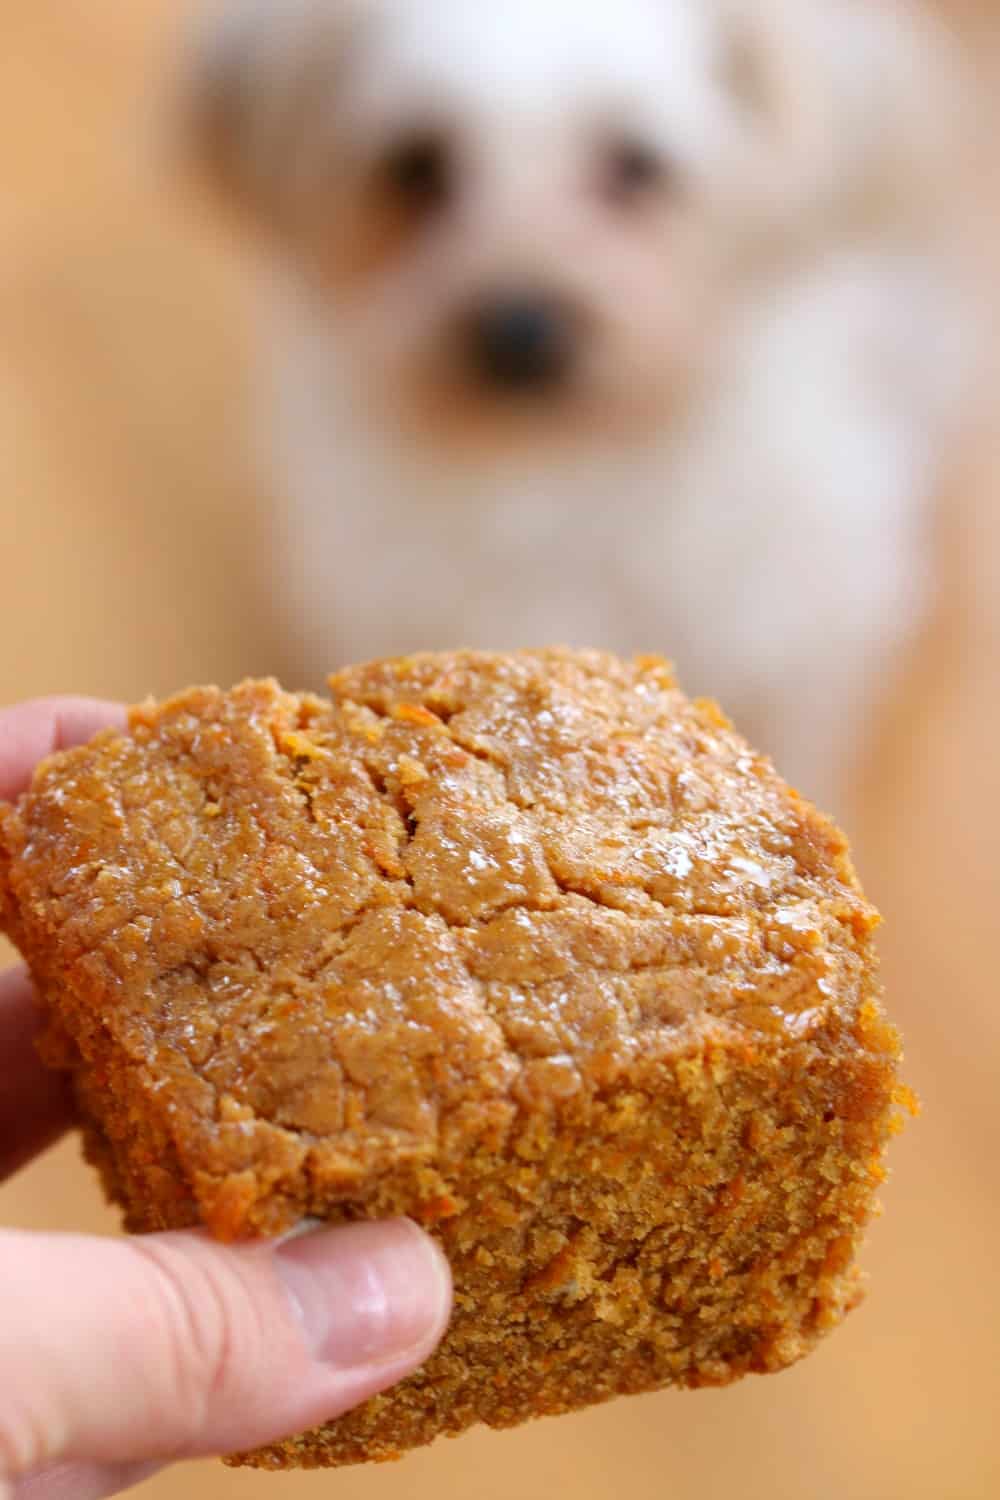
[2,5,998,1498]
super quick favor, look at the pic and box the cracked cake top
[0,649,881,1237]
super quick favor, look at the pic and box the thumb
[0,1220,450,1486]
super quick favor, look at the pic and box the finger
[0,1220,451,1484]
[0,968,73,1182]
[11,1459,160,1500]
[0,700,125,804]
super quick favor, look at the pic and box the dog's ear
[171,0,273,226]
[717,9,777,125]
[713,0,809,138]
[710,0,849,225]
[170,0,364,235]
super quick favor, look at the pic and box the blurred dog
[178,0,972,809]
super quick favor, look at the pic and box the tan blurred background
[2,4,998,1498]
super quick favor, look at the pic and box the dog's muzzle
[462,294,578,394]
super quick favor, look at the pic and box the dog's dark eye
[383,135,451,209]
[605,139,672,202]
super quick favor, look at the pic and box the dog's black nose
[466,297,575,392]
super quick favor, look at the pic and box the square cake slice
[0,650,905,1467]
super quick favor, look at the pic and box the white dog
[178,0,972,810]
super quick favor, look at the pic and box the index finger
[0,966,75,1182]
[0,699,126,803]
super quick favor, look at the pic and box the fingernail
[274,1219,451,1370]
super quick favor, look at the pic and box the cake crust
[0,650,903,1467]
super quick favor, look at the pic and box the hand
[0,699,452,1500]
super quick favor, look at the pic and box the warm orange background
[2,6,998,1498]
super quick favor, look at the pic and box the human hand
[0,699,452,1500]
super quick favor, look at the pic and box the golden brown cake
[0,650,906,1467]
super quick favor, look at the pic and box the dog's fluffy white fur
[181,0,973,809]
